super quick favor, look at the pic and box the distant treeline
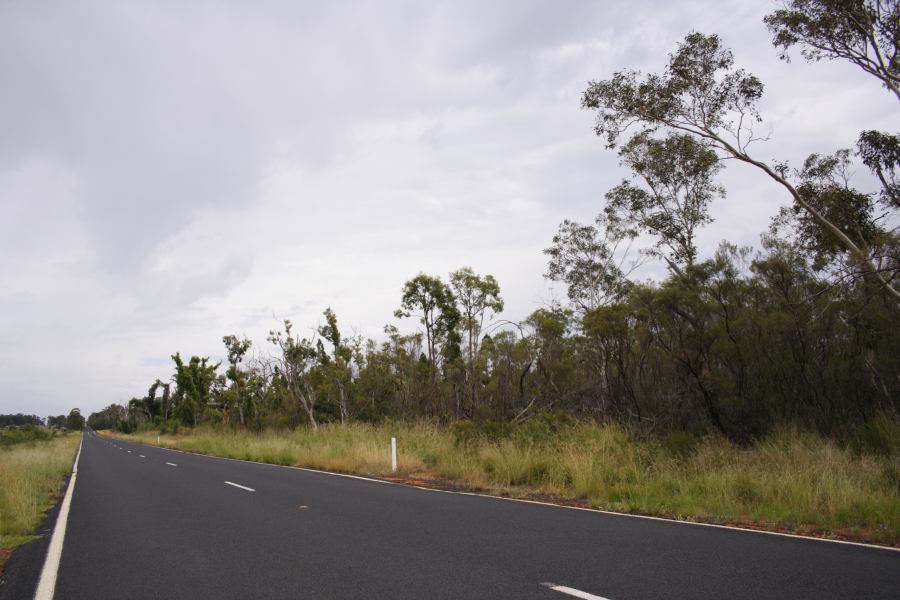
[0,411,83,448]
[0,411,84,431]
[0,414,44,428]
[90,4,899,443]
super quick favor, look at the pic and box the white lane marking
[120,441,897,553]
[541,582,610,600]
[224,481,255,492]
[139,455,146,458]
[165,462,178,467]
[34,432,84,600]
[127,450,131,453]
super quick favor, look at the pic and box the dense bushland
[91,240,899,444]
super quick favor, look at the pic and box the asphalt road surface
[8,431,900,599]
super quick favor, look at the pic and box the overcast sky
[1,1,895,418]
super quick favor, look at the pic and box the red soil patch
[0,547,13,574]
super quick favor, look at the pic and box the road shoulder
[0,471,72,600]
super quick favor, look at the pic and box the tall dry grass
[0,432,80,553]
[114,422,899,545]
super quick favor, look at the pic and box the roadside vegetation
[0,429,80,567]
[114,417,900,545]
[97,2,899,547]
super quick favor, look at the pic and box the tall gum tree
[765,0,900,100]
[544,215,635,314]
[317,307,355,424]
[605,132,723,274]
[582,32,900,301]
[449,267,504,417]
[222,335,253,426]
[395,274,460,416]
[268,320,320,429]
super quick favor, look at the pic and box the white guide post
[391,437,397,472]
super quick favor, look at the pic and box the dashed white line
[541,583,610,600]
[165,462,177,467]
[127,450,132,454]
[119,439,897,552]
[139,454,146,458]
[224,481,255,492]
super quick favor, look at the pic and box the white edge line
[541,582,610,600]
[224,481,255,492]
[94,433,898,553]
[34,432,83,600]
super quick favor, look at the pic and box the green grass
[0,432,80,560]
[112,422,900,545]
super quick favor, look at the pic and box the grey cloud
[0,0,893,417]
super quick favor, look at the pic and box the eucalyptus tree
[544,215,633,314]
[66,408,85,431]
[770,150,884,271]
[222,334,253,426]
[523,307,579,415]
[858,130,900,209]
[606,132,722,273]
[86,404,127,430]
[449,267,504,415]
[171,353,220,427]
[317,308,354,424]
[395,274,460,415]
[147,379,171,424]
[764,1,900,248]
[46,415,67,429]
[241,356,275,428]
[765,0,900,100]
[582,32,900,300]
[268,320,321,429]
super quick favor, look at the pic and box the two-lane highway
[16,431,900,599]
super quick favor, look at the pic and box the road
[7,430,900,599]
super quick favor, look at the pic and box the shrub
[848,414,899,457]
[662,430,698,459]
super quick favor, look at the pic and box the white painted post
[391,437,397,472]
[157,434,160,445]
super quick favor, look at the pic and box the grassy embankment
[0,430,80,567]
[112,420,900,546]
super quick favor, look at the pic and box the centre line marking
[127,450,131,453]
[165,462,177,467]
[139,454,145,458]
[541,582,611,600]
[224,481,255,492]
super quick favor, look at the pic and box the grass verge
[0,432,80,569]
[110,422,899,546]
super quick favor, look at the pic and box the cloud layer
[1,0,894,416]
